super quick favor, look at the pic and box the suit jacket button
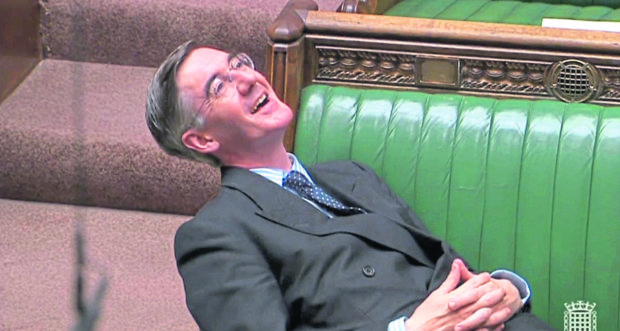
[362,265,375,277]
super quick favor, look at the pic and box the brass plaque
[417,57,459,87]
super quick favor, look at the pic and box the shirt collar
[250,154,314,187]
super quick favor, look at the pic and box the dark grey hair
[145,40,221,167]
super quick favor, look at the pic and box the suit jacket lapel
[309,163,443,267]
[221,165,440,267]
[221,166,333,230]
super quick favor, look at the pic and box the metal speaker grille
[546,60,602,103]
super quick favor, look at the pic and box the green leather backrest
[295,84,620,330]
[385,0,620,25]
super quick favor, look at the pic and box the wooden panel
[266,0,620,113]
[305,38,620,105]
[304,12,620,55]
[0,0,41,103]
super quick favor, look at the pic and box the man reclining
[145,41,555,331]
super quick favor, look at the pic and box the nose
[229,69,256,96]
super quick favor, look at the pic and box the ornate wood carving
[600,68,620,102]
[312,46,620,104]
[316,47,417,86]
[269,2,620,107]
[461,60,549,96]
[315,47,555,97]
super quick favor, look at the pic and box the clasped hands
[405,259,523,331]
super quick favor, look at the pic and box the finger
[485,307,513,327]
[458,272,491,292]
[448,278,500,311]
[455,259,477,281]
[477,324,504,331]
[494,279,524,311]
[477,287,506,308]
[438,259,462,293]
[468,277,501,297]
[448,287,481,311]
[455,307,493,331]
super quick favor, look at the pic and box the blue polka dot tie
[283,170,364,216]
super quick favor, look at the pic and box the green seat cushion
[295,84,620,331]
[384,0,620,25]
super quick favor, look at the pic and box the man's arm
[350,162,524,330]
[175,217,289,331]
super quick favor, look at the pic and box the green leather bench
[384,0,620,25]
[266,1,620,329]
[293,84,620,330]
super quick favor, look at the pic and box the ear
[182,129,220,154]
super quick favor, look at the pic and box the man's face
[176,47,293,159]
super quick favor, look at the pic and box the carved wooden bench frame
[266,0,620,150]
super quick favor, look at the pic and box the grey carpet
[0,59,219,215]
[0,198,195,330]
[40,0,343,72]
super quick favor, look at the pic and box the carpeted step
[0,198,194,330]
[0,59,219,215]
[40,0,343,73]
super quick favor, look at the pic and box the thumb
[438,259,462,293]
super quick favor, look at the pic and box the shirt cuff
[491,269,531,304]
[388,316,407,331]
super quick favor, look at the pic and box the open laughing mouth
[251,94,269,114]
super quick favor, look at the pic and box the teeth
[252,94,267,114]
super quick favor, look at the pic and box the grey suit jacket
[174,161,552,331]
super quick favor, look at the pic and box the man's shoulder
[192,166,285,219]
[195,184,258,216]
[175,187,257,245]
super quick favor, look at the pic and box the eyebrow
[203,52,237,99]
